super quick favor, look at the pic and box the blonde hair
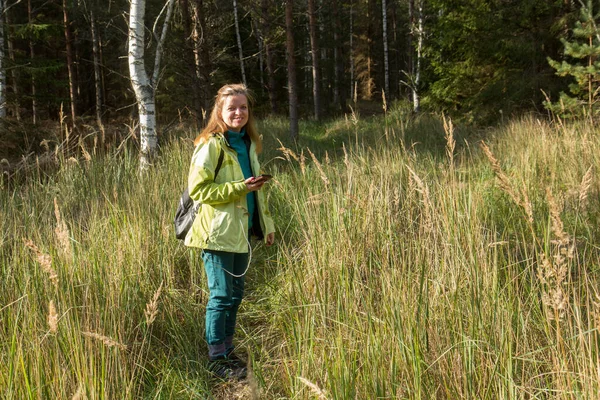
[194,83,262,153]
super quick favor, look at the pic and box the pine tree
[546,0,600,120]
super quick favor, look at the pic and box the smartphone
[253,174,273,183]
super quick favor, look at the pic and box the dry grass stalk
[480,142,522,205]
[443,114,455,165]
[54,198,72,257]
[48,300,58,333]
[481,141,534,224]
[80,138,92,162]
[406,165,433,231]
[537,188,575,321]
[145,282,163,326]
[382,90,388,113]
[276,139,300,164]
[521,181,534,225]
[299,149,306,175]
[306,148,329,186]
[537,253,568,320]
[23,239,58,287]
[82,331,127,351]
[546,188,570,246]
[349,105,359,125]
[71,384,86,400]
[297,376,328,400]
[342,144,350,171]
[579,166,593,206]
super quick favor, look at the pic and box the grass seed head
[54,198,72,257]
[82,331,127,351]
[23,239,58,287]
[48,300,58,333]
[579,166,593,206]
[145,283,163,327]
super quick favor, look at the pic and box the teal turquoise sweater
[227,130,256,229]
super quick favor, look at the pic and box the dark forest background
[0,0,595,153]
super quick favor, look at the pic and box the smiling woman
[185,83,276,381]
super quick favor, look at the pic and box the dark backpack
[174,149,224,240]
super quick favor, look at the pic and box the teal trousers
[202,249,248,359]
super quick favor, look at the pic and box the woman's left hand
[266,232,275,246]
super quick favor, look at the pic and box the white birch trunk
[152,0,175,87]
[413,0,423,113]
[233,0,246,86]
[0,0,6,119]
[129,0,156,168]
[382,0,389,97]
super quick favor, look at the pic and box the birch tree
[128,0,175,168]
[413,0,423,113]
[285,0,298,141]
[307,0,321,120]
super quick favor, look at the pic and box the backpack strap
[214,148,224,179]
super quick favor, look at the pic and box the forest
[0,0,596,158]
[2,0,600,399]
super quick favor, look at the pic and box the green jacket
[184,133,275,253]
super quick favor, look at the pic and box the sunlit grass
[2,110,600,398]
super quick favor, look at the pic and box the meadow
[1,107,600,399]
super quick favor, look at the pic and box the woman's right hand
[244,177,266,192]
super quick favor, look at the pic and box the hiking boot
[208,358,247,381]
[225,349,247,368]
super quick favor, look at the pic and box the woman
[185,84,275,380]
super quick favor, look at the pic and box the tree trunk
[129,0,157,168]
[28,0,37,124]
[190,0,212,114]
[63,0,77,125]
[382,0,389,97]
[180,0,202,126]
[152,0,175,88]
[413,0,423,113]
[307,0,321,120]
[350,0,355,102]
[261,0,278,114]
[5,8,19,120]
[233,0,246,86]
[285,0,298,141]
[252,16,265,94]
[90,6,103,128]
[332,0,348,113]
[0,0,6,119]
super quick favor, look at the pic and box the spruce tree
[546,0,600,120]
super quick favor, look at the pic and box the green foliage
[424,0,568,123]
[545,0,600,119]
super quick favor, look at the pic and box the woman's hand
[266,232,275,246]
[244,177,266,192]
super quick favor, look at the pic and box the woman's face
[220,94,248,132]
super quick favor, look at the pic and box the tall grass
[1,111,600,399]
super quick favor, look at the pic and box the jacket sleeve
[188,138,248,205]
